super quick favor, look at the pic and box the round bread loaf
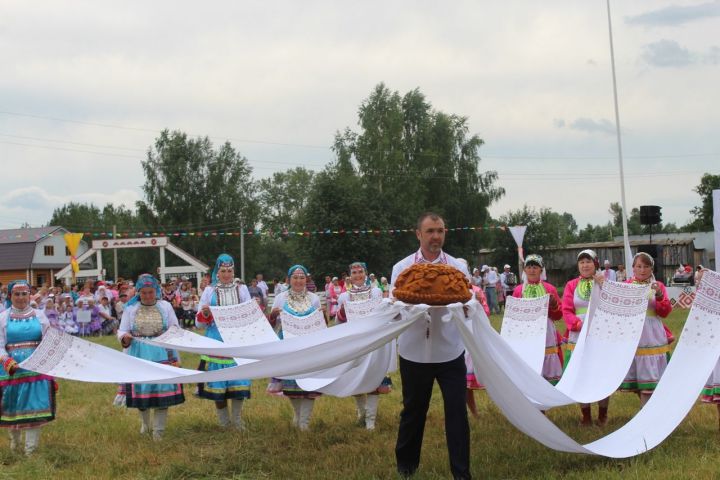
[393,263,472,305]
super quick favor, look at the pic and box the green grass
[2,309,720,479]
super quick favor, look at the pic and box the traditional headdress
[126,274,161,306]
[6,280,30,309]
[212,253,235,285]
[348,261,368,274]
[524,254,544,269]
[632,252,655,268]
[287,264,309,278]
[577,249,600,269]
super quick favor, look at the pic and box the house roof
[0,227,64,245]
[563,238,695,249]
[0,243,37,270]
[0,226,73,270]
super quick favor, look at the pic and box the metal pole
[240,220,245,282]
[606,0,633,269]
[113,225,118,282]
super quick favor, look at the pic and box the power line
[0,133,147,152]
[1,110,717,160]
[1,136,712,180]
[0,110,329,149]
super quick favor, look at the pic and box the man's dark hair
[416,212,444,231]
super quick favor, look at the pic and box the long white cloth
[20,274,720,458]
[315,296,393,397]
[211,301,279,346]
[19,305,420,385]
[146,302,399,358]
[500,295,549,374]
[483,280,650,408]
[210,301,280,366]
[454,268,720,457]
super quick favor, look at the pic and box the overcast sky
[1,0,718,232]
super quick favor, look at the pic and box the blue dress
[196,286,251,401]
[122,302,185,409]
[274,290,322,399]
[0,309,56,428]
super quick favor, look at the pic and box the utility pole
[240,220,245,282]
[606,0,633,269]
[113,225,118,282]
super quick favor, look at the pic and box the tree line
[47,83,720,282]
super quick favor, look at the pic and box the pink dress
[619,279,672,392]
[466,286,490,390]
[561,276,593,370]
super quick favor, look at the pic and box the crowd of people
[0,211,715,480]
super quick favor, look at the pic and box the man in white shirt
[601,260,617,282]
[499,264,517,298]
[483,265,500,314]
[391,212,471,480]
[255,273,269,301]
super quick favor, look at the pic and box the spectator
[471,268,482,288]
[247,278,266,308]
[44,298,60,329]
[59,303,79,334]
[98,296,118,335]
[380,277,390,298]
[306,274,317,293]
[616,264,627,282]
[256,273,269,299]
[483,265,500,314]
[274,276,289,296]
[601,260,617,282]
[499,264,517,299]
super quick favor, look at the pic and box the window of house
[65,247,71,256]
[44,245,55,256]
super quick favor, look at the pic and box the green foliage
[46,85,504,279]
[301,167,396,279]
[685,173,720,231]
[48,202,155,280]
[320,83,504,272]
[258,167,315,233]
[576,222,614,243]
[141,130,259,269]
[492,206,578,268]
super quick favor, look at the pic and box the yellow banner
[64,233,83,273]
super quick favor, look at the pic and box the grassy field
[2,308,720,479]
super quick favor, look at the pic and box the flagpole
[606,0,633,269]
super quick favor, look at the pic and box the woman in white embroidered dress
[336,261,386,430]
[269,265,322,431]
[118,274,185,440]
[562,250,609,426]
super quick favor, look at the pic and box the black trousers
[395,353,471,479]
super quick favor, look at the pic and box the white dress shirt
[391,249,471,363]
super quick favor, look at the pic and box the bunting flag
[63,233,84,274]
[13,225,507,241]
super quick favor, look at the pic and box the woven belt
[6,341,40,351]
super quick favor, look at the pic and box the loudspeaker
[637,244,658,257]
[639,205,662,225]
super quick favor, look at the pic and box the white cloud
[0,186,141,228]
[0,1,717,229]
[626,1,720,27]
[553,118,616,136]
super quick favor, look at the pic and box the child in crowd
[44,298,60,330]
[60,304,79,334]
[98,296,118,335]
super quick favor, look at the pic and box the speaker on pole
[639,205,662,225]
